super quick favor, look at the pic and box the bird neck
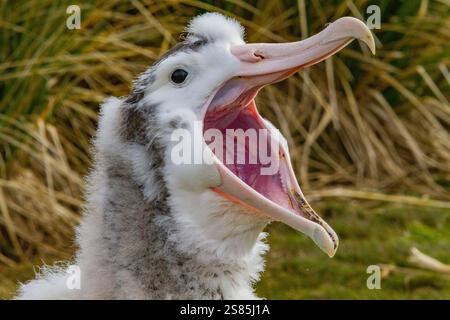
[76,98,268,299]
[79,150,267,299]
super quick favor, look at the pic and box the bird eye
[171,69,189,84]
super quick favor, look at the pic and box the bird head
[123,13,375,257]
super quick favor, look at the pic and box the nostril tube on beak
[230,16,375,77]
[231,46,263,62]
[254,52,265,60]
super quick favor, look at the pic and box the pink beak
[232,17,375,77]
[204,17,375,257]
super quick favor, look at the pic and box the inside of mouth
[203,87,307,219]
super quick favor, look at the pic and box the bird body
[16,13,374,300]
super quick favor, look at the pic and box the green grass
[256,201,450,299]
[1,201,449,299]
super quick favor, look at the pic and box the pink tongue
[204,104,293,211]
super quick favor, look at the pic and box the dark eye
[171,69,188,84]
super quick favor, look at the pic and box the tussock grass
[0,0,449,280]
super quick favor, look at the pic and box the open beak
[202,17,375,257]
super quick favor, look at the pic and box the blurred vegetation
[0,0,449,299]
[258,202,450,299]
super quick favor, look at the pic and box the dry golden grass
[0,0,449,267]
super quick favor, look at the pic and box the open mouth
[203,81,339,255]
[199,17,375,257]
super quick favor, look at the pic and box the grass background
[0,0,449,299]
